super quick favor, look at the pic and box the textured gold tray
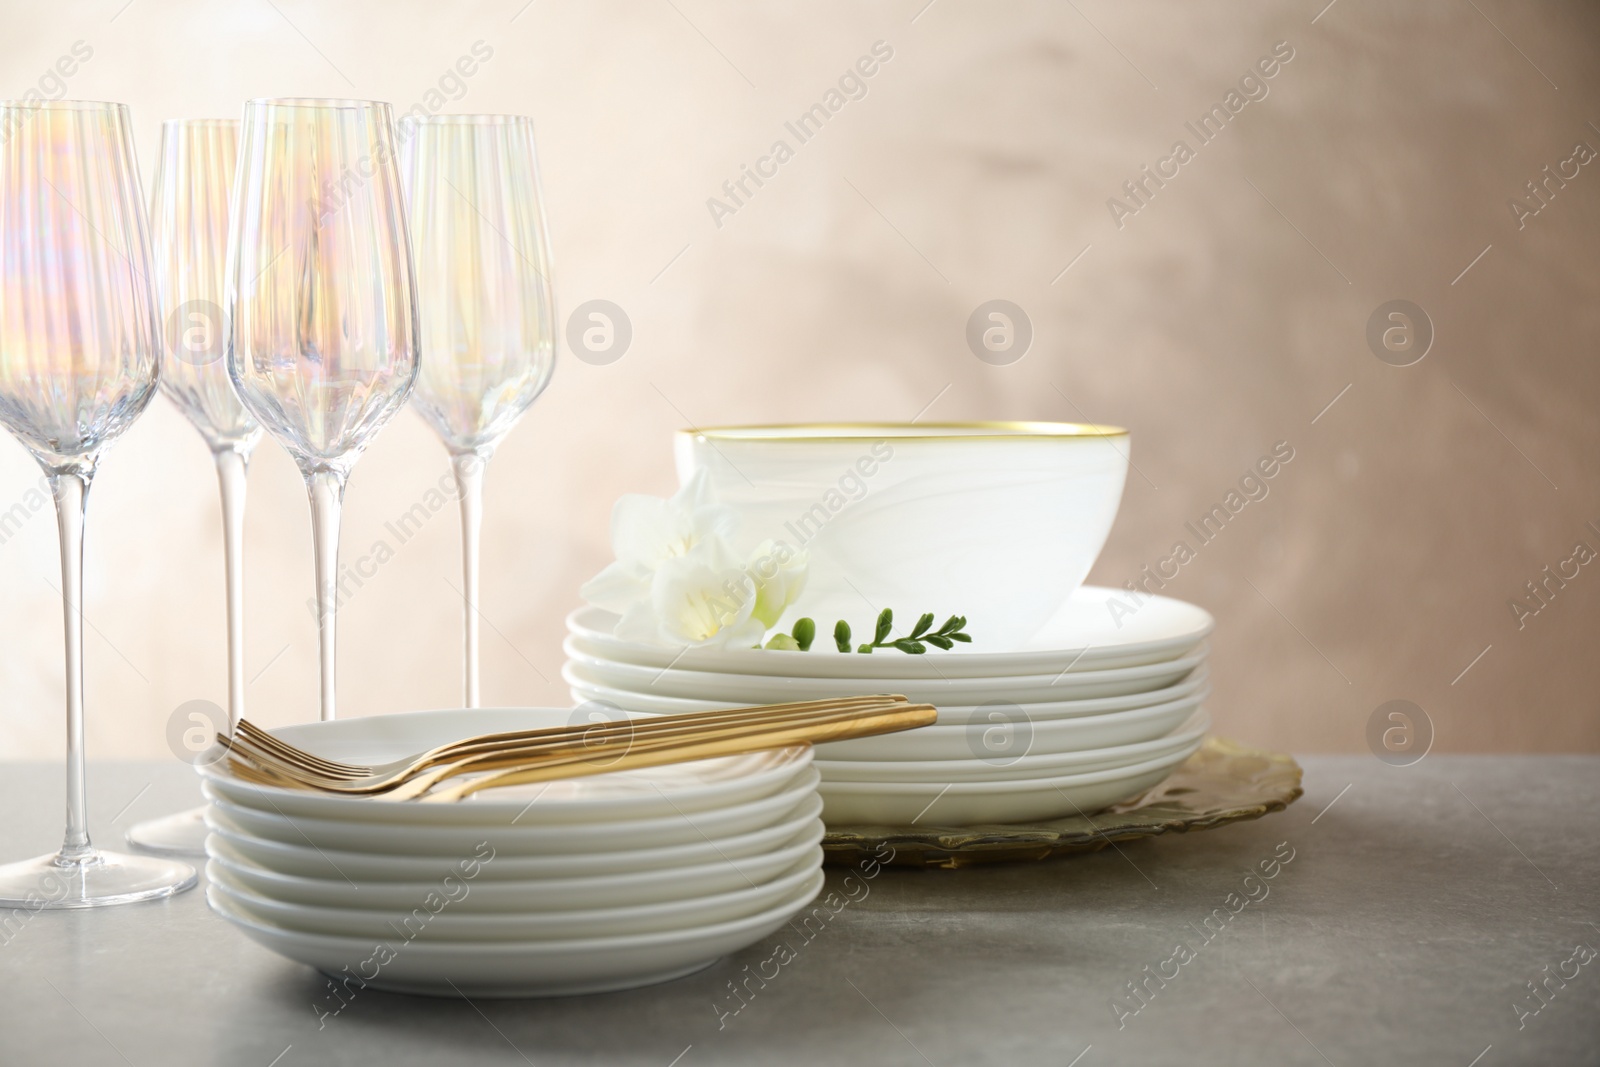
[821,737,1302,868]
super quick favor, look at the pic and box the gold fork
[225,695,909,786]
[230,695,905,781]
[216,697,927,800]
[218,700,933,802]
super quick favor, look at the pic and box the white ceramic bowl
[565,586,1212,679]
[206,818,825,912]
[201,767,820,857]
[675,422,1130,650]
[569,668,1210,722]
[814,689,1208,761]
[204,793,824,882]
[813,710,1209,783]
[208,852,822,941]
[817,742,1202,825]
[206,867,826,997]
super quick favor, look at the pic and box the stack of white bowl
[564,585,1214,825]
[201,708,825,997]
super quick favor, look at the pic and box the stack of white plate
[565,586,1214,825]
[201,708,824,998]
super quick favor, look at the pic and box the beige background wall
[1,0,1596,761]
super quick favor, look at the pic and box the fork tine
[234,719,372,776]
[233,720,362,773]
[222,729,367,783]
[231,721,330,770]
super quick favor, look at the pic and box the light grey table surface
[0,756,1596,1067]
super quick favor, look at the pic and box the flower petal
[701,617,767,649]
[746,539,810,628]
[651,552,756,645]
[609,494,680,566]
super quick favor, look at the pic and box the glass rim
[0,98,129,112]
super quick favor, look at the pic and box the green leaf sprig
[854,609,970,654]
[764,610,974,654]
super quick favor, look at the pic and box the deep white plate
[208,852,821,941]
[204,793,824,882]
[206,819,825,912]
[566,586,1210,678]
[815,687,1208,761]
[814,710,1209,783]
[570,668,1210,721]
[206,867,826,997]
[202,768,820,857]
[201,707,810,826]
[817,742,1203,824]
[562,647,1207,706]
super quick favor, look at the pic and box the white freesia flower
[579,471,738,615]
[747,539,809,628]
[648,543,766,648]
[581,472,806,648]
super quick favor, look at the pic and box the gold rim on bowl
[678,421,1129,443]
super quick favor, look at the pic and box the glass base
[0,848,198,909]
[125,807,209,857]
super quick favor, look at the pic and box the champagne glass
[399,115,555,707]
[0,99,197,906]
[126,119,260,856]
[226,99,419,721]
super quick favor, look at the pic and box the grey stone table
[0,757,1596,1067]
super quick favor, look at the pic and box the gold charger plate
[821,737,1302,869]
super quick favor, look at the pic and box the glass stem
[214,446,250,731]
[48,466,95,864]
[452,451,487,708]
[306,468,347,722]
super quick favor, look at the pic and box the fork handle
[379,704,930,802]
[409,704,937,803]
[402,695,910,770]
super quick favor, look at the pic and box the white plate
[570,668,1210,721]
[206,819,825,912]
[566,588,1211,679]
[814,687,1208,761]
[205,793,824,882]
[202,768,821,857]
[201,707,810,826]
[817,742,1203,825]
[207,867,826,997]
[209,852,821,941]
[562,647,1207,706]
[814,710,1209,783]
